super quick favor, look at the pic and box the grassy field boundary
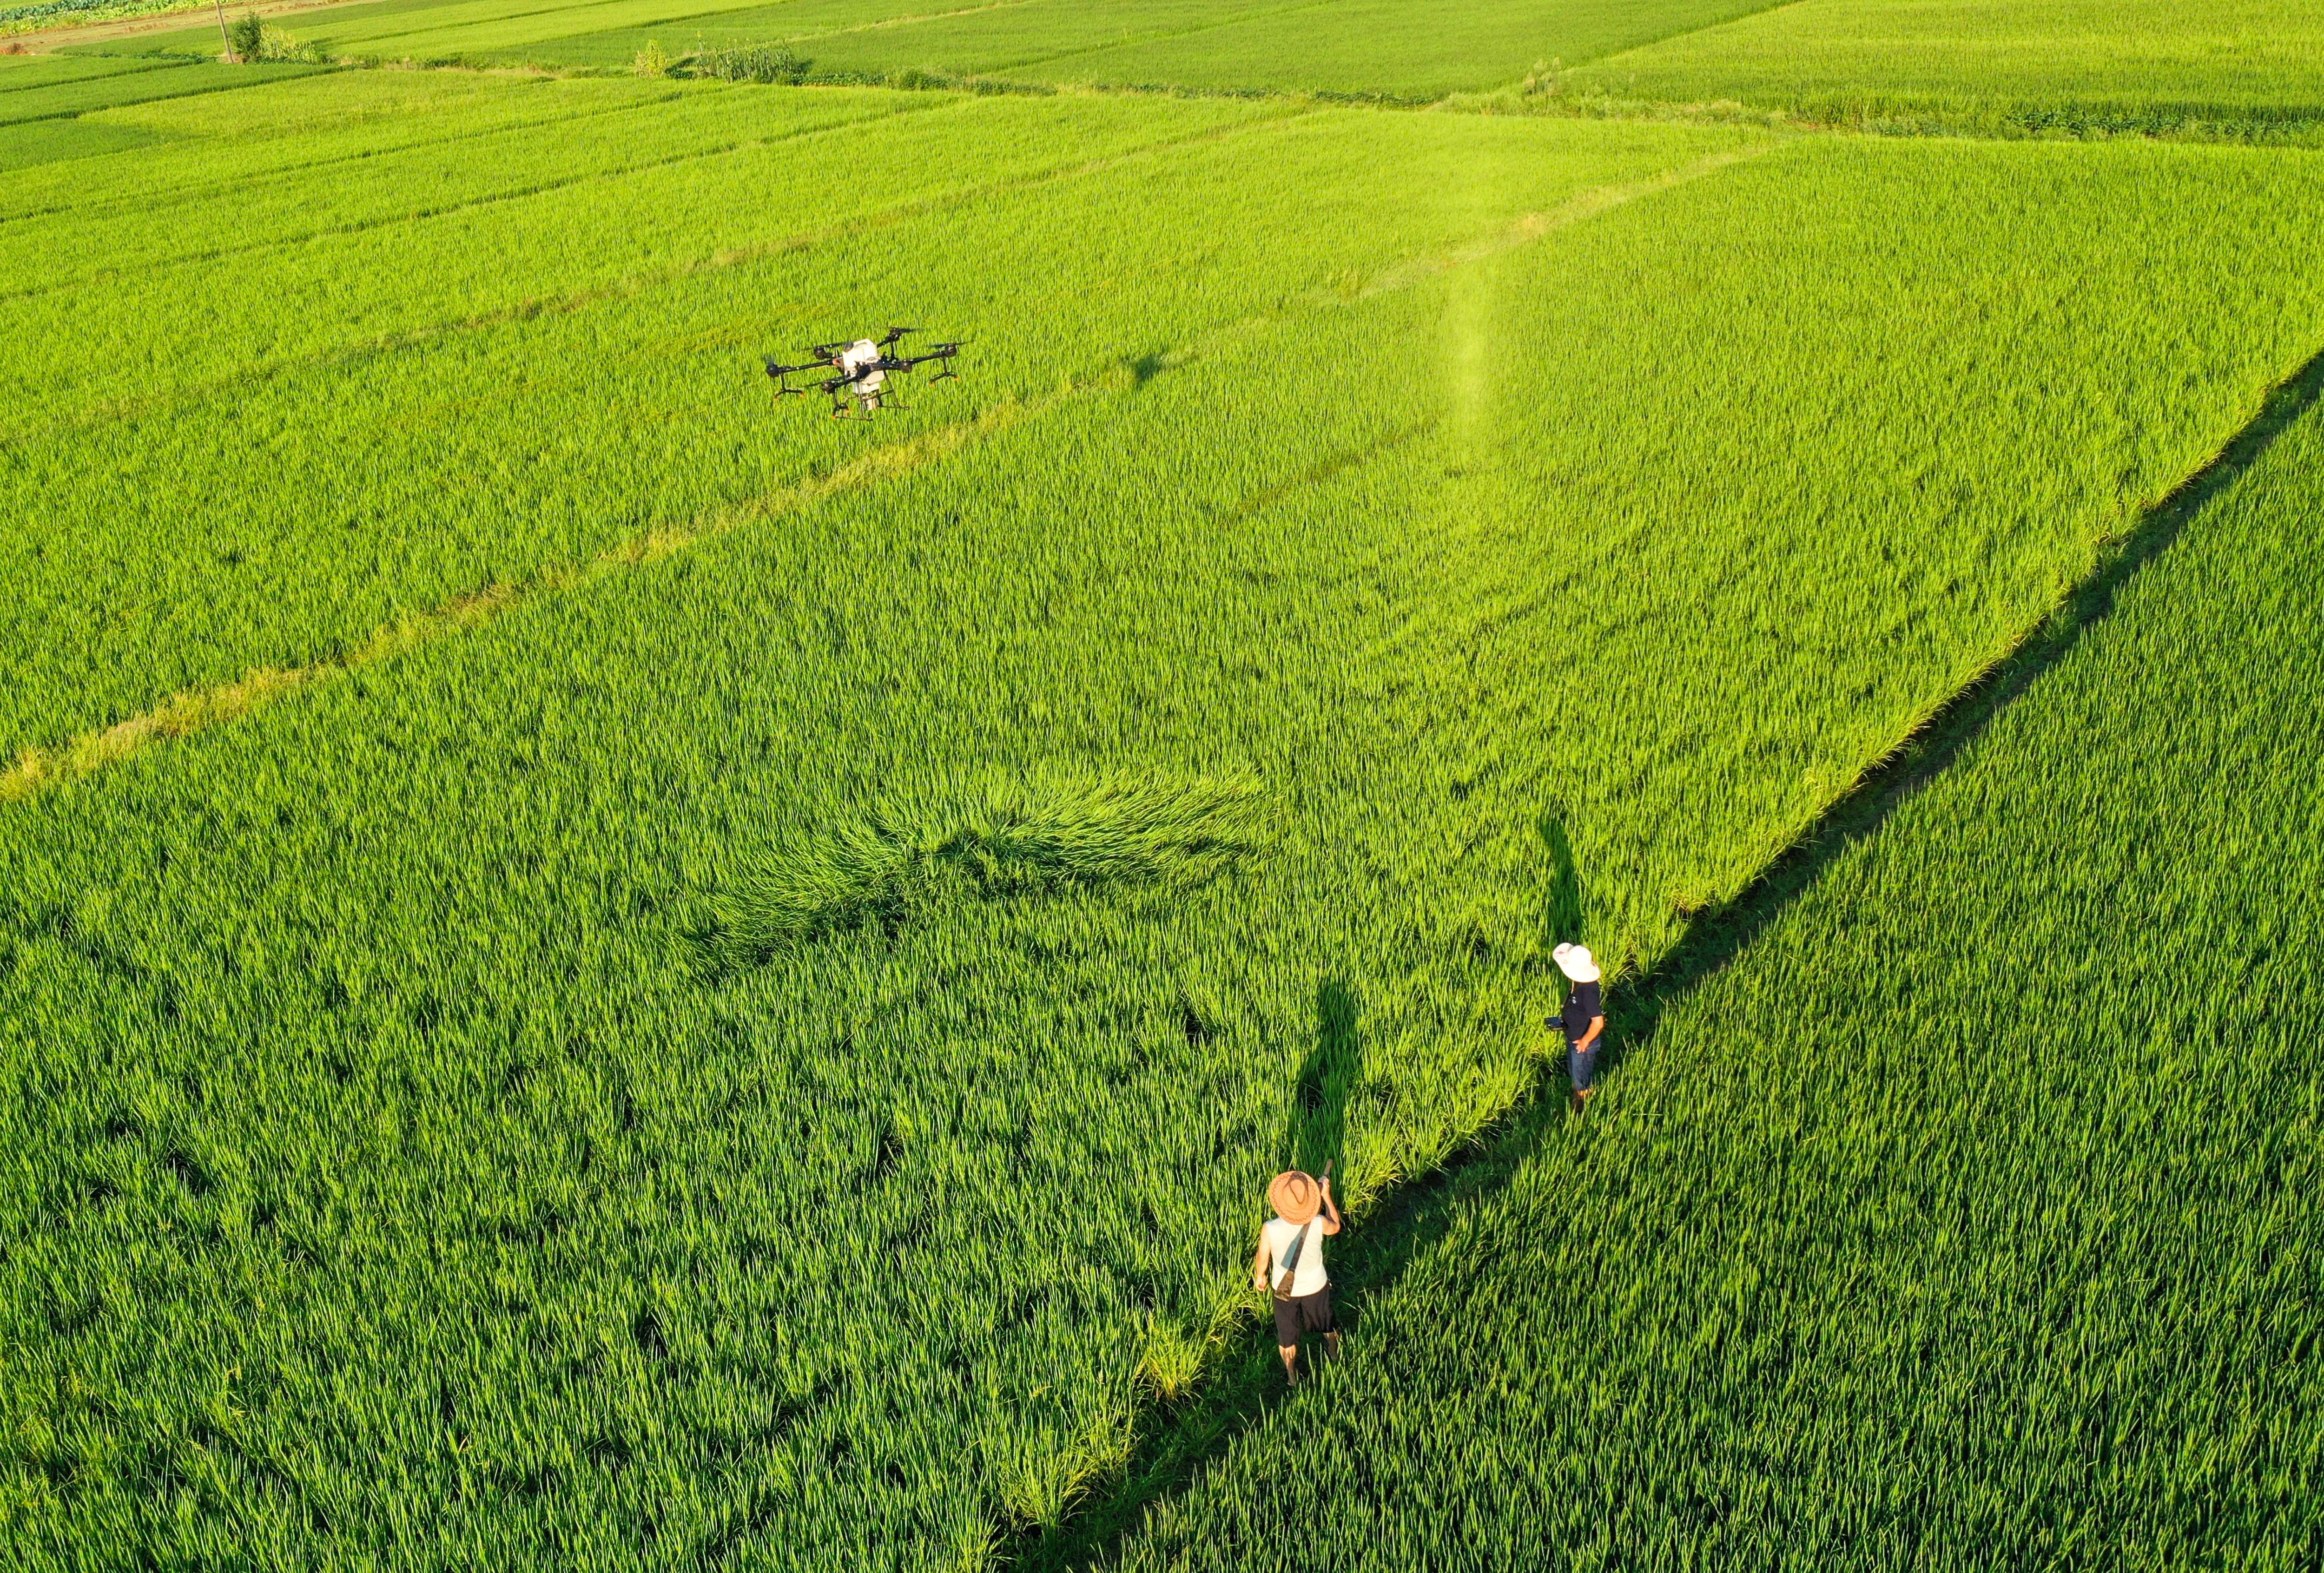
[0,53,331,121]
[1353,136,1779,297]
[1436,83,2324,147]
[1007,329,2324,1570]
[732,69,2324,144]
[0,133,1774,806]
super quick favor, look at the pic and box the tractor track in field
[1005,330,2324,1573]
[0,137,1772,807]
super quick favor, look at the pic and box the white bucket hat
[1553,943,1600,983]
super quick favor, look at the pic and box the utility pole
[214,0,231,58]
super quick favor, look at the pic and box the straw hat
[1553,942,1600,983]
[1268,1170,1323,1224]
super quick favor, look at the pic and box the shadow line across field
[1011,336,2324,1572]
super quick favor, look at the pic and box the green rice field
[4,0,2322,1566]
[1107,342,2324,1573]
[1569,0,2324,139]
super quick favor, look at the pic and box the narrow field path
[5,0,320,51]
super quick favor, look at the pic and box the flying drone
[764,327,963,418]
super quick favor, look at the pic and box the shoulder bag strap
[1274,1219,1315,1297]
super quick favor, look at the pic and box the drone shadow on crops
[1012,340,2324,1573]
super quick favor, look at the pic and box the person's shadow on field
[1541,811,1584,951]
[1283,823,1581,1189]
[1539,810,1612,1076]
[1283,977,1360,1183]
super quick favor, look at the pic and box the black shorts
[1273,1287,1334,1346]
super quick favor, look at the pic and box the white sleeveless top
[1263,1215,1330,1297]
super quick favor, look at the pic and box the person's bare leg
[1325,1330,1341,1362]
[1279,1344,1299,1384]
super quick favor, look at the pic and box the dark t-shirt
[1560,979,1602,1044]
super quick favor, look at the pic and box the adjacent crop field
[0,53,317,125]
[1109,369,2324,1573]
[5,4,2324,1568]
[114,0,1800,93]
[823,0,1787,99]
[1570,0,2324,138]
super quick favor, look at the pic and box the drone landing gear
[828,392,900,419]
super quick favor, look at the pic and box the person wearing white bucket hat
[1554,942,1604,1113]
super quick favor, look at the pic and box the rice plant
[701,770,1267,963]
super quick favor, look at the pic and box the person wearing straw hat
[1251,1168,1341,1385]
[1555,941,1604,1113]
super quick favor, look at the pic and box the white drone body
[764,328,964,419]
[835,339,888,397]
